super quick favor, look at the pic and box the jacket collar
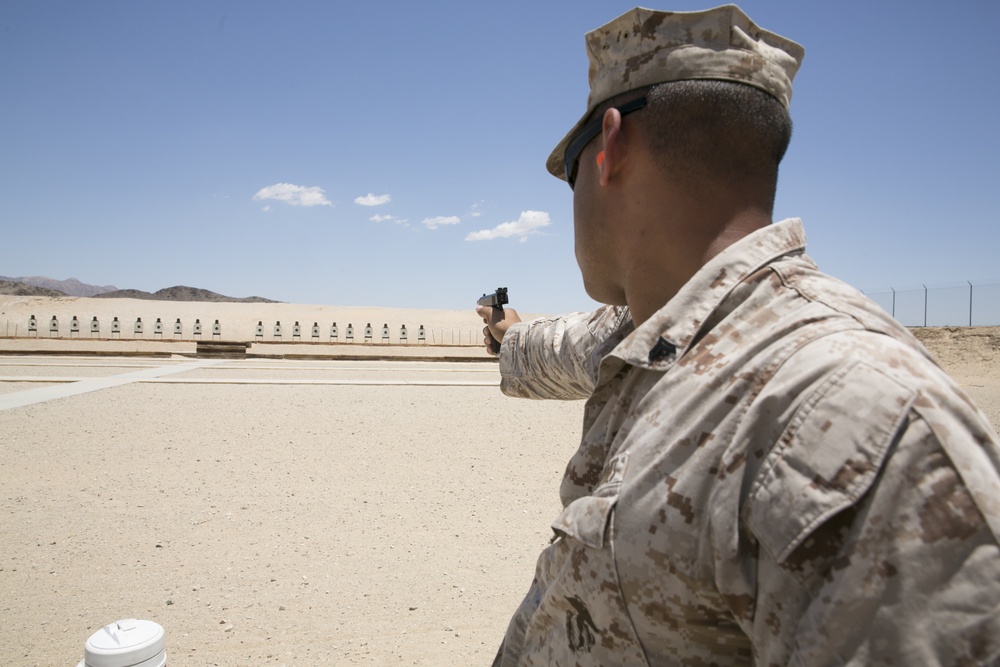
[609,218,808,370]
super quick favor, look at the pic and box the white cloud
[465,210,551,242]
[355,193,392,206]
[371,214,409,226]
[469,200,485,218]
[253,183,332,207]
[261,205,272,213]
[422,215,461,230]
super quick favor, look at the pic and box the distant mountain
[0,280,67,297]
[0,275,117,297]
[0,275,279,303]
[94,285,278,303]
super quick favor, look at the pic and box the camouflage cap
[547,5,805,180]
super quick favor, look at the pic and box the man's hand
[476,305,521,356]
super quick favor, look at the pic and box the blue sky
[2,0,998,314]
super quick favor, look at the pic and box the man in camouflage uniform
[478,5,1000,666]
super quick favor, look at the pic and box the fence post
[922,284,928,327]
[969,281,973,327]
[890,287,895,318]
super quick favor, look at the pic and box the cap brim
[546,110,592,181]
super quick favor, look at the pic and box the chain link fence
[862,280,1000,327]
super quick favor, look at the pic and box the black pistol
[477,287,509,354]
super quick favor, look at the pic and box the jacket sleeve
[498,306,626,400]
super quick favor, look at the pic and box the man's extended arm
[495,305,629,401]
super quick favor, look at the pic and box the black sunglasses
[564,96,648,188]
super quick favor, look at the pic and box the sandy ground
[909,326,1000,428]
[1,296,998,666]
[1,358,581,666]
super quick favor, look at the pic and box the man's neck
[622,204,772,327]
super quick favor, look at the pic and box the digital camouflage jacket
[493,219,1000,666]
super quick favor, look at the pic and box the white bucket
[75,619,166,667]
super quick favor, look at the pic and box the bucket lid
[82,619,165,667]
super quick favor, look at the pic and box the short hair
[597,80,793,208]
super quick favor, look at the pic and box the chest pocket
[552,452,629,549]
[745,360,916,562]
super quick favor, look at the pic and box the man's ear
[599,107,625,187]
